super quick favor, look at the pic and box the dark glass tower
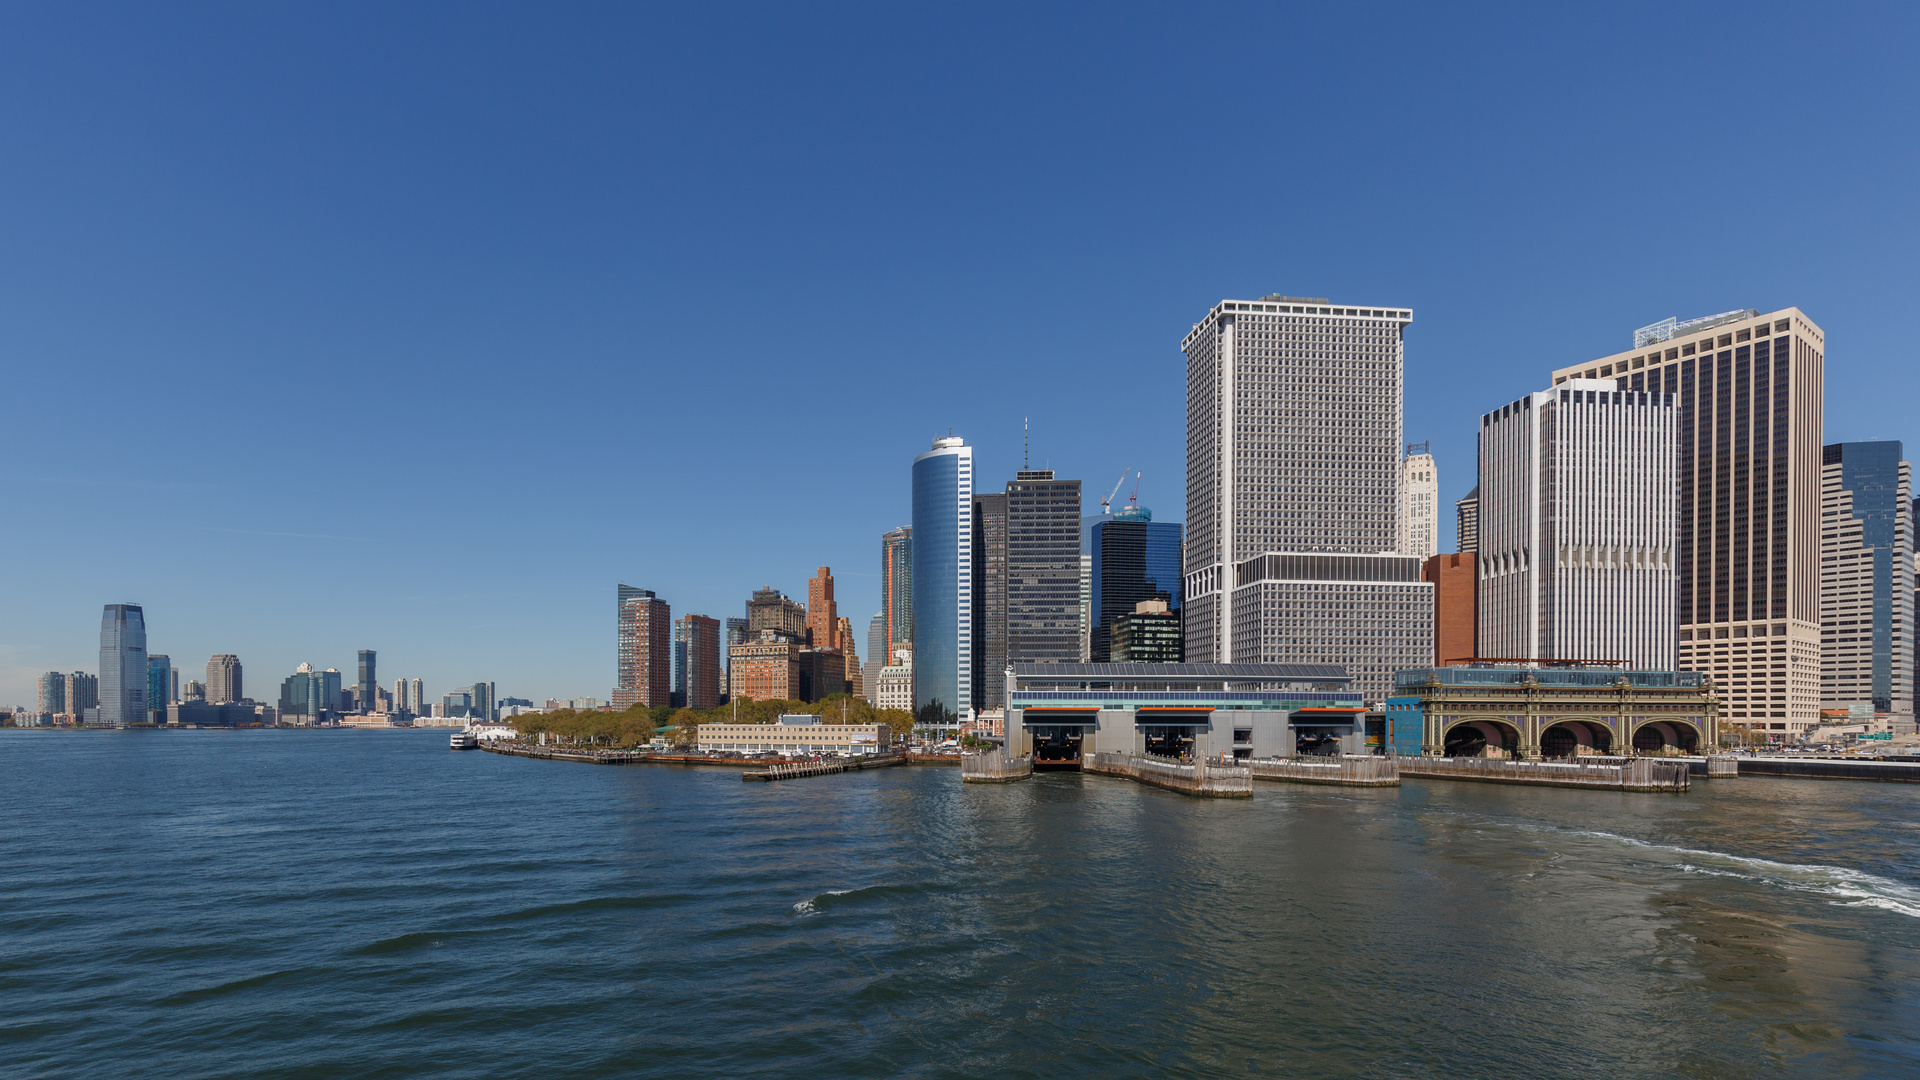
[1005,470,1082,666]
[971,492,1007,711]
[1821,442,1913,717]
[357,650,377,710]
[99,604,148,725]
[911,437,971,720]
[1086,508,1184,662]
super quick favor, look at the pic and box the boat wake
[1567,828,1920,919]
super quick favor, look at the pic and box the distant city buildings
[98,604,146,726]
[1005,470,1082,666]
[746,586,808,642]
[1181,296,1431,700]
[206,654,242,704]
[357,651,377,711]
[1398,444,1439,560]
[613,584,671,709]
[730,630,801,702]
[1476,379,1678,669]
[1552,307,1825,735]
[863,613,885,703]
[724,616,749,700]
[279,662,336,720]
[912,435,972,719]
[1820,442,1913,727]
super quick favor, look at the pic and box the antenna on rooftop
[1023,417,1029,470]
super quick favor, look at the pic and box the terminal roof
[1010,663,1349,682]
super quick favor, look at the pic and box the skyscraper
[470,681,496,722]
[1181,295,1430,699]
[1086,507,1184,663]
[1456,487,1480,554]
[836,615,860,698]
[1820,442,1913,723]
[671,623,689,707]
[357,651,377,709]
[38,672,65,714]
[806,568,839,651]
[99,604,147,725]
[614,585,672,709]
[206,654,242,704]
[409,678,424,715]
[1005,470,1082,665]
[863,613,885,703]
[1551,307,1825,735]
[679,614,722,710]
[1398,443,1439,560]
[882,526,912,650]
[280,663,325,719]
[147,654,171,720]
[1477,379,1678,669]
[1422,553,1476,664]
[65,672,98,716]
[912,435,972,719]
[970,491,1007,711]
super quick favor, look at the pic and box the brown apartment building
[729,631,802,703]
[613,585,672,709]
[807,567,839,650]
[1548,307,1824,737]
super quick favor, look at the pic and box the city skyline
[4,6,1915,708]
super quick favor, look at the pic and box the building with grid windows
[1181,295,1431,701]
[1477,379,1678,670]
[1006,470,1082,665]
[1549,307,1825,736]
[206,654,242,704]
[1820,442,1913,727]
[613,584,671,709]
[1111,599,1183,663]
[677,614,722,710]
[1398,444,1439,560]
[882,526,912,651]
[912,436,972,719]
[147,655,171,721]
[99,604,147,726]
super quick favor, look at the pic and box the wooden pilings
[1247,755,1400,787]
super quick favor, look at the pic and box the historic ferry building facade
[1386,662,1720,758]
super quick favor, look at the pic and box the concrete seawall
[1397,755,1690,792]
[1085,752,1252,798]
[1248,756,1399,787]
[961,748,1032,783]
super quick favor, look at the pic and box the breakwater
[1084,752,1252,798]
[1730,755,1920,782]
[1248,755,1400,787]
[742,756,906,782]
[1398,754,1690,792]
[960,748,1032,783]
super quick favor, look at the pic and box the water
[3,731,1918,1079]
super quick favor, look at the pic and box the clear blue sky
[3,2,1914,707]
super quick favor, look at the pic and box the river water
[2,730,1918,1078]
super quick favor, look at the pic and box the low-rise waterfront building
[1385,661,1719,759]
[1004,662,1364,765]
[696,714,887,755]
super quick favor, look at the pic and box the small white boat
[450,730,479,750]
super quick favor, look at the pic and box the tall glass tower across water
[99,604,147,725]
[912,436,971,719]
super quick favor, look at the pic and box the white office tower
[1478,379,1678,668]
[409,679,424,715]
[1182,296,1432,701]
[1551,308,1824,736]
[1398,444,1439,559]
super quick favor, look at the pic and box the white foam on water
[1565,828,1920,920]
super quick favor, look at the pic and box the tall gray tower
[99,604,148,725]
[1181,296,1431,700]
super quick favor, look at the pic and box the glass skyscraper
[1821,442,1914,720]
[1086,507,1184,662]
[99,604,147,725]
[882,526,913,651]
[147,654,171,719]
[912,436,971,719]
[970,492,1007,711]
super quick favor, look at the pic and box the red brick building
[1423,553,1476,666]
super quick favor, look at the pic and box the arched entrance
[1540,720,1613,758]
[1443,718,1520,758]
[1631,719,1700,755]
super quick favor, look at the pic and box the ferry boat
[450,729,479,750]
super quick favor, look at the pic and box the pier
[1396,755,1690,792]
[1084,752,1252,798]
[741,755,907,782]
[960,748,1032,783]
[1248,755,1400,787]
[1723,755,1920,783]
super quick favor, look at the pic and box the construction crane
[1101,468,1131,513]
[1126,471,1143,509]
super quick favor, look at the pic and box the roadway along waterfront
[2,728,1918,1078]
